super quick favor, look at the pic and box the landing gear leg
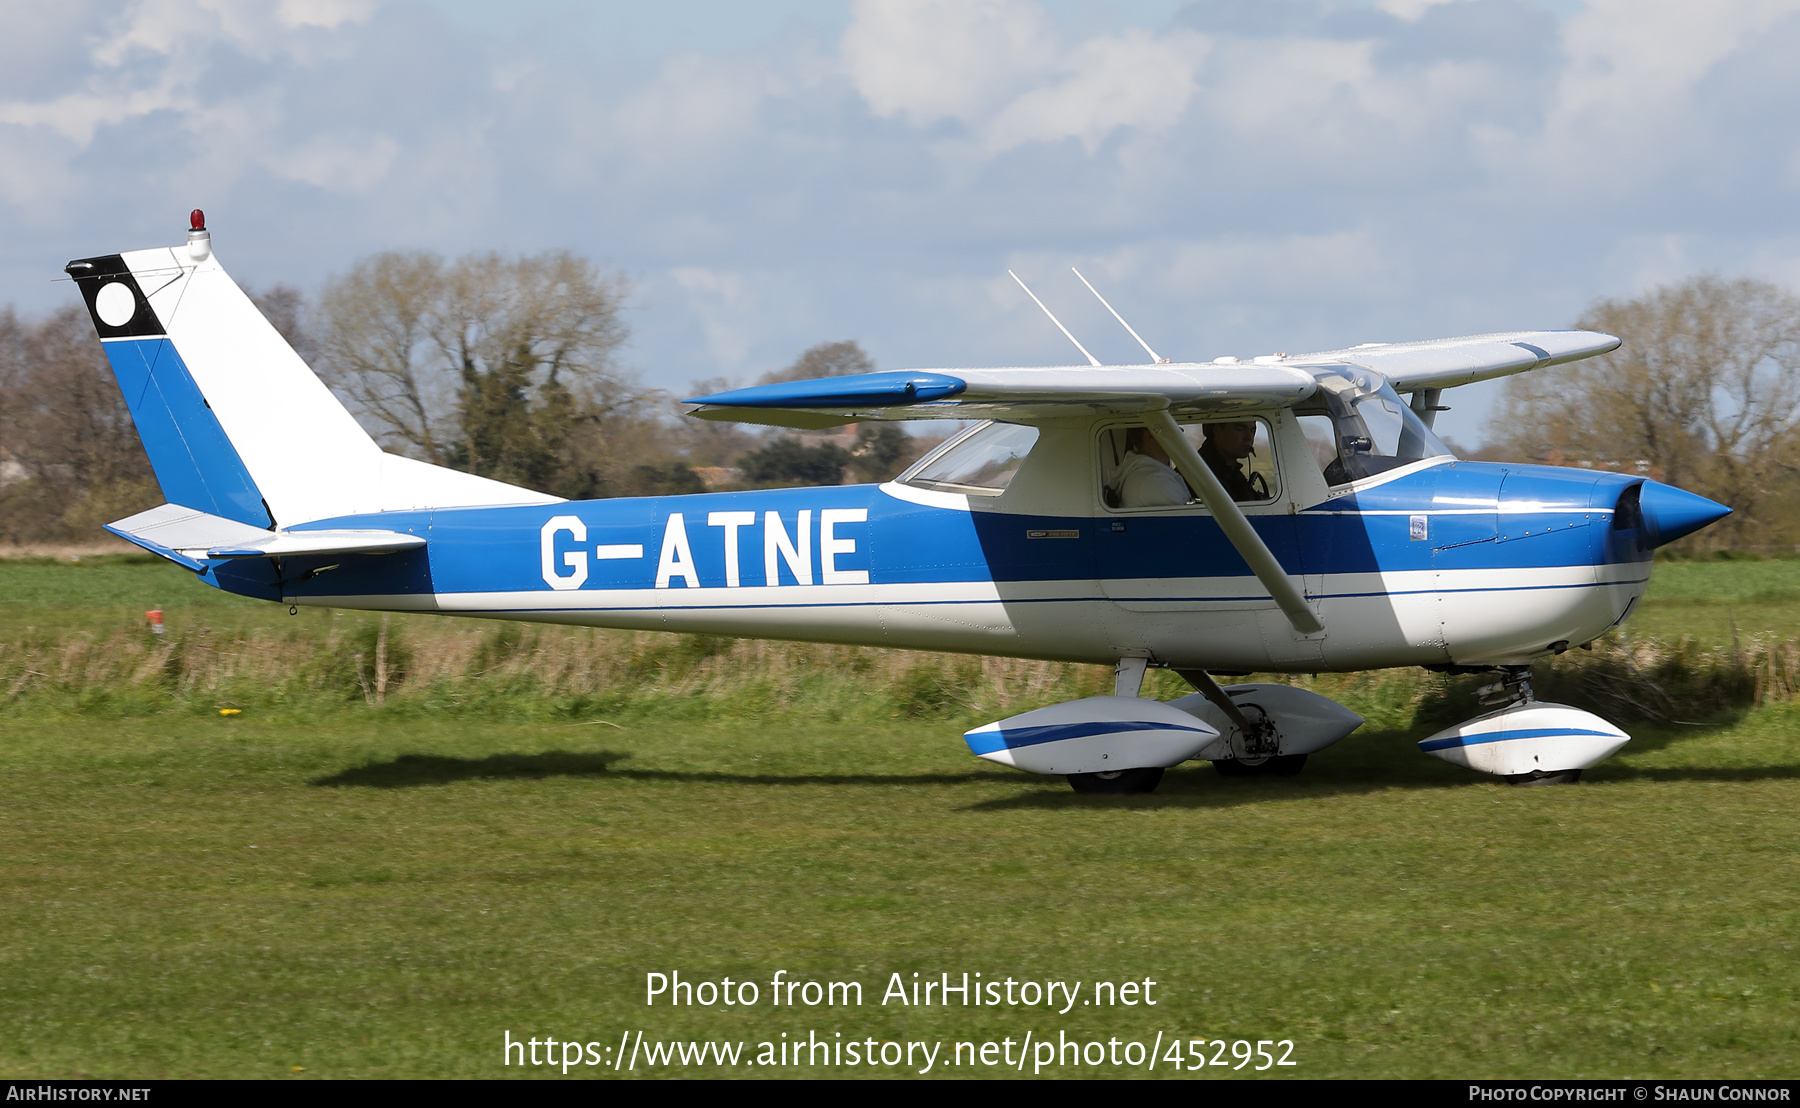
[1472,665,1584,785]
[1175,668,1301,779]
[1478,665,1535,707]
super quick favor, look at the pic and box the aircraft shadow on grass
[310,751,990,790]
[308,727,1800,799]
[966,757,1800,812]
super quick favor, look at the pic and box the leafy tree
[738,438,852,487]
[621,461,706,496]
[1488,275,1800,549]
[849,422,918,482]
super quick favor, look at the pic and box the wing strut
[1144,409,1324,636]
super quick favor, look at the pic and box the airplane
[68,213,1731,794]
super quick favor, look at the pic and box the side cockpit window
[1298,367,1453,486]
[899,421,1040,496]
[1098,418,1278,510]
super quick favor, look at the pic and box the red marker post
[145,609,164,636]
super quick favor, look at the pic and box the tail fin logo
[95,282,137,327]
[66,255,166,340]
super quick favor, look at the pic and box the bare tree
[248,284,316,366]
[315,251,457,462]
[316,251,652,497]
[757,340,874,385]
[0,305,157,541]
[1489,275,1800,548]
[677,375,762,468]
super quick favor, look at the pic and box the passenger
[1200,421,1269,502]
[1116,427,1191,507]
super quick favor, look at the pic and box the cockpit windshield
[899,421,1040,496]
[1297,366,1453,485]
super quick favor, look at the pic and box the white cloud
[841,0,1058,126]
[987,28,1205,153]
[1544,0,1800,178]
[263,133,400,193]
[276,0,375,29]
[670,267,763,370]
[1377,0,1462,19]
[0,0,377,149]
[5,1,1800,452]
[842,0,1204,153]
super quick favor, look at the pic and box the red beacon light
[186,208,212,261]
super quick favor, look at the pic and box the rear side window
[900,421,1040,496]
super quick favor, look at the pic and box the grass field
[3,555,1799,1078]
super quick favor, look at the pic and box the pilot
[1108,428,1195,507]
[1200,421,1269,502]
[1116,427,1192,507]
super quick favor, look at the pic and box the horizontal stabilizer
[107,503,424,567]
[203,530,426,559]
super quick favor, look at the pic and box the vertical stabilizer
[67,214,559,527]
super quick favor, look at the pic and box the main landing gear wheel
[1504,768,1582,786]
[1065,767,1165,794]
[1212,754,1308,778]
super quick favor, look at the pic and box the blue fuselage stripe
[264,462,1651,610]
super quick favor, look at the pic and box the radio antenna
[1071,267,1167,364]
[1008,269,1101,367]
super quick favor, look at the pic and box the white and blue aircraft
[70,214,1730,793]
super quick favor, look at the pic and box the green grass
[3,557,1800,1078]
[3,706,1797,1079]
[1632,557,1800,642]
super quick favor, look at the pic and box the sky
[3,0,1799,447]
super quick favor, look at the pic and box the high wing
[1286,329,1620,393]
[684,364,1319,428]
[682,330,1617,427]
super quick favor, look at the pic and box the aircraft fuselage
[212,455,1653,673]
